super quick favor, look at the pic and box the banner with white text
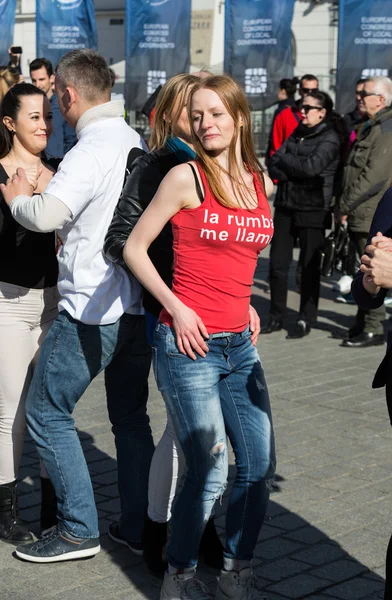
[36,0,98,69]
[125,0,191,111]
[0,0,17,65]
[336,0,392,114]
[224,0,296,110]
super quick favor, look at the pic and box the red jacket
[270,106,302,155]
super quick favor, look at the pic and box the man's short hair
[366,76,392,107]
[300,74,319,86]
[55,49,112,103]
[356,78,366,87]
[29,57,54,77]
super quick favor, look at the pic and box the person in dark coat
[262,91,347,338]
[338,76,392,348]
[350,189,392,599]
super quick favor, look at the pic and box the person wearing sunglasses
[337,76,392,348]
[268,74,318,157]
[265,91,348,338]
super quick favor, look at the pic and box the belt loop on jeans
[208,332,234,339]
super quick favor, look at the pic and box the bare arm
[123,163,209,359]
[263,173,274,198]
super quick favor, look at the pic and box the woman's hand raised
[24,166,43,192]
[171,304,209,360]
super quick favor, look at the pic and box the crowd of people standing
[0,46,391,600]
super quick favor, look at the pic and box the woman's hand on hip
[171,305,209,360]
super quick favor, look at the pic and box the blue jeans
[153,322,276,569]
[25,310,154,540]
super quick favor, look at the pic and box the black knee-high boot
[0,481,33,544]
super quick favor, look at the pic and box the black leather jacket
[104,144,181,317]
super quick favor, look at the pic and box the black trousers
[269,207,325,324]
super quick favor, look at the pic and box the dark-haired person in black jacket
[264,91,347,338]
[104,73,229,576]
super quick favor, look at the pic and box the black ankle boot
[199,517,224,569]
[0,480,33,545]
[143,516,168,577]
[40,477,57,531]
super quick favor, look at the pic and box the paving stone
[292,542,347,566]
[310,559,369,583]
[321,575,385,599]
[255,538,304,561]
[284,526,330,546]
[255,557,310,582]
[267,573,331,598]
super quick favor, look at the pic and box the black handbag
[320,223,348,277]
[320,231,336,277]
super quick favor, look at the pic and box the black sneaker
[108,522,143,556]
[15,526,100,563]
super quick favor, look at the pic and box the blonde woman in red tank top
[124,75,276,600]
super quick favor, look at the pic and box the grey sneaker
[161,571,212,600]
[15,525,100,563]
[216,568,266,600]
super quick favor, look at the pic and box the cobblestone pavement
[2,253,391,600]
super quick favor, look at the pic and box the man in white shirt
[1,49,154,563]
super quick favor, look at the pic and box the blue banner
[0,0,17,65]
[224,0,296,110]
[337,0,392,114]
[36,0,98,69]
[125,0,191,111]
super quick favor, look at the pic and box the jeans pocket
[0,283,21,303]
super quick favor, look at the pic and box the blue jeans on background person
[152,322,276,570]
[25,310,154,541]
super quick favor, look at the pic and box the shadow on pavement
[10,402,386,600]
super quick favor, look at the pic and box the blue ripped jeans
[152,322,276,569]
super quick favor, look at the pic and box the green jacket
[339,105,392,233]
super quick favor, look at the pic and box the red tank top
[160,163,273,333]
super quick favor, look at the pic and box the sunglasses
[301,104,322,114]
[301,87,319,94]
[357,89,382,99]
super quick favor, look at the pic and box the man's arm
[0,144,100,230]
[10,193,72,232]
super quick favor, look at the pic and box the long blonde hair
[188,75,264,210]
[149,73,199,151]
[0,67,19,103]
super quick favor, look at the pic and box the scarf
[75,100,125,137]
[166,136,196,163]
